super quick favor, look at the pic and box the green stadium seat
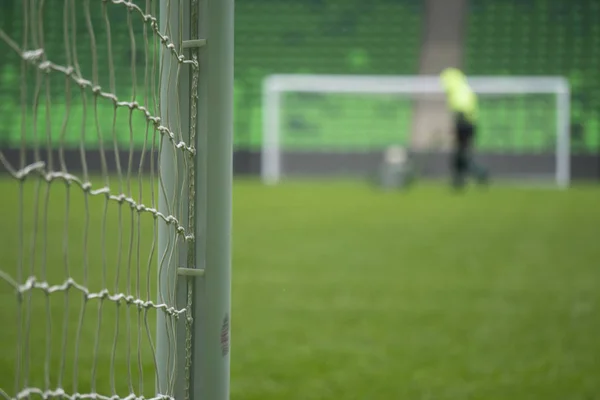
[235,0,423,149]
[465,0,600,153]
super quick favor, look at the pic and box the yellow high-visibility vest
[440,68,478,123]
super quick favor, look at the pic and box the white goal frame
[262,74,571,188]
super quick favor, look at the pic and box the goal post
[194,0,234,398]
[262,74,571,188]
[158,1,233,400]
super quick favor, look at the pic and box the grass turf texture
[0,178,599,399]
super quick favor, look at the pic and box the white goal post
[262,74,571,188]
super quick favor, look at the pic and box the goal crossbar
[263,74,570,94]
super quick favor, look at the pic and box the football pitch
[0,178,599,399]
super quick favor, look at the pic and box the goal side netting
[261,74,571,188]
[0,1,192,400]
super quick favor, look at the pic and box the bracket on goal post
[177,267,206,277]
[183,39,207,48]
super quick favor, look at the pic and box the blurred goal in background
[0,1,232,400]
[262,74,571,188]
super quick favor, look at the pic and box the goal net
[0,1,201,400]
[262,74,571,188]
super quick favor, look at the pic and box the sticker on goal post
[220,313,230,357]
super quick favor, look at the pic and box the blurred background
[1,0,599,180]
[1,0,600,399]
[234,0,599,181]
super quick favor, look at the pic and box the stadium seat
[465,0,600,153]
[234,0,423,148]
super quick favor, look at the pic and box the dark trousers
[452,113,487,187]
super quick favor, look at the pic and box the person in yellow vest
[440,68,489,189]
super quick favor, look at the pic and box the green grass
[1,178,600,399]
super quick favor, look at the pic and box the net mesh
[279,92,557,151]
[0,1,193,399]
[274,91,559,179]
